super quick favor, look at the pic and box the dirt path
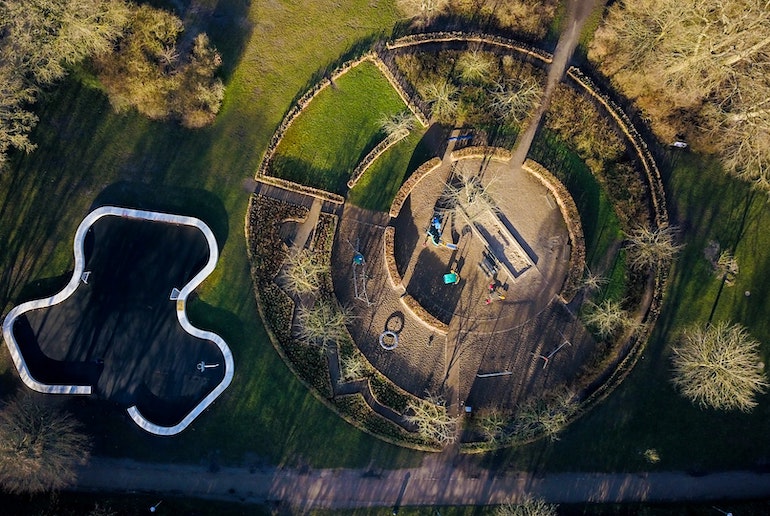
[509,0,599,168]
[74,458,770,509]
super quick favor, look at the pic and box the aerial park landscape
[1,0,770,514]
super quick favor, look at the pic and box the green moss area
[270,61,408,194]
[348,129,432,212]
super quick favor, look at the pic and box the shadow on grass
[92,181,230,250]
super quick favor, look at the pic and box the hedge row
[333,394,439,450]
[566,67,668,229]
[522,159,586,302]
[400,294,449,335]
[347,130,410,189]
[386,31,553,65]
[382,226,403,291]
[245,195,333,398]
[371,55,430,127]
[256,53,374,179]
[256,176,345,205]
[388,157,442,218]
[450,146,512,162]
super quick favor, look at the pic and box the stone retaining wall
[566,67,668,229]
[522,159,585,302]
[400,294,449,335]
[388,157,442,218]
[256,176,345,204]
[347,131,410,189]
[383,226,404,292]
[450,146,512,162]
[386,31,553,65]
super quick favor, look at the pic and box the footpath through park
[75,458,770,509]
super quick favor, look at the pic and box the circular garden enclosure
[246,33,668,451]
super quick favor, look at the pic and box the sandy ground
[334,155,597,414]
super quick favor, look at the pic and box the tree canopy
[0,393,91,494]
[590,0,770,191]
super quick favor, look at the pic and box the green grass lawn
[5,0,770,478]
[484,151,770,473]
[270,61,409,194]
[347,129,432,211]
[0,0,426,469]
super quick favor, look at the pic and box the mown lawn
[0,0,424,469]
[485,151,770,473]
[348,129,432,212]
[270,61,408,194]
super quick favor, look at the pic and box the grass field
[485,151,770,473]
[270,61,408,194]
[4,0,770,481]
[0,0,424,469]
[348,129,431,212]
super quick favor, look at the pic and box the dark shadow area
[406,248,463,325]
[12,316,100,386]
[393,197,419,277]
[92,181,229,251]
[140,0,254,82]
[14,271,72,306]
[10,216,225,427]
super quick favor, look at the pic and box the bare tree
[581,269,608,294]
[421,79,459,123]
[514,389,577,442]
[0,392,91,494]
[671,322,768,412]
[589,0,770,190]
[456,49,495,84]
[477,410,508,444]
[625,225,681,271]
[405,392,458,445]
[490,77,543,125]
[716,250,740,286]
[296,299,352,352]
[280,248,329,296]
[0,0,130,85]
[379,110,414,138]
[338,352,369,383]
[582,299,633,340]
[440,168,500,222]
[397,0,449,25]
[496,498,558,516]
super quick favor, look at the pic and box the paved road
[75,458,770,510]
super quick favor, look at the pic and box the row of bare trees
[397,0,559,39]
[590,0,770,192]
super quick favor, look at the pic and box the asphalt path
[75,458,770,510]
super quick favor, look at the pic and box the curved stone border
[522,159,586,302]
[566,67,668,229]
[389,157,442,218]
[386,32,553,65]
[256,175,345,204]
[450,146,513,162]
[400,294,449,335]
[347,130,410,189]
[383,226,404,291]
[2,206,234,436]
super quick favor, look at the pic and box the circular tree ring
[379,330,399,350]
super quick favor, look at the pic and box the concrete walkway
[74,458,770,509]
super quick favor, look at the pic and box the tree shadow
[92,181,230,250]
